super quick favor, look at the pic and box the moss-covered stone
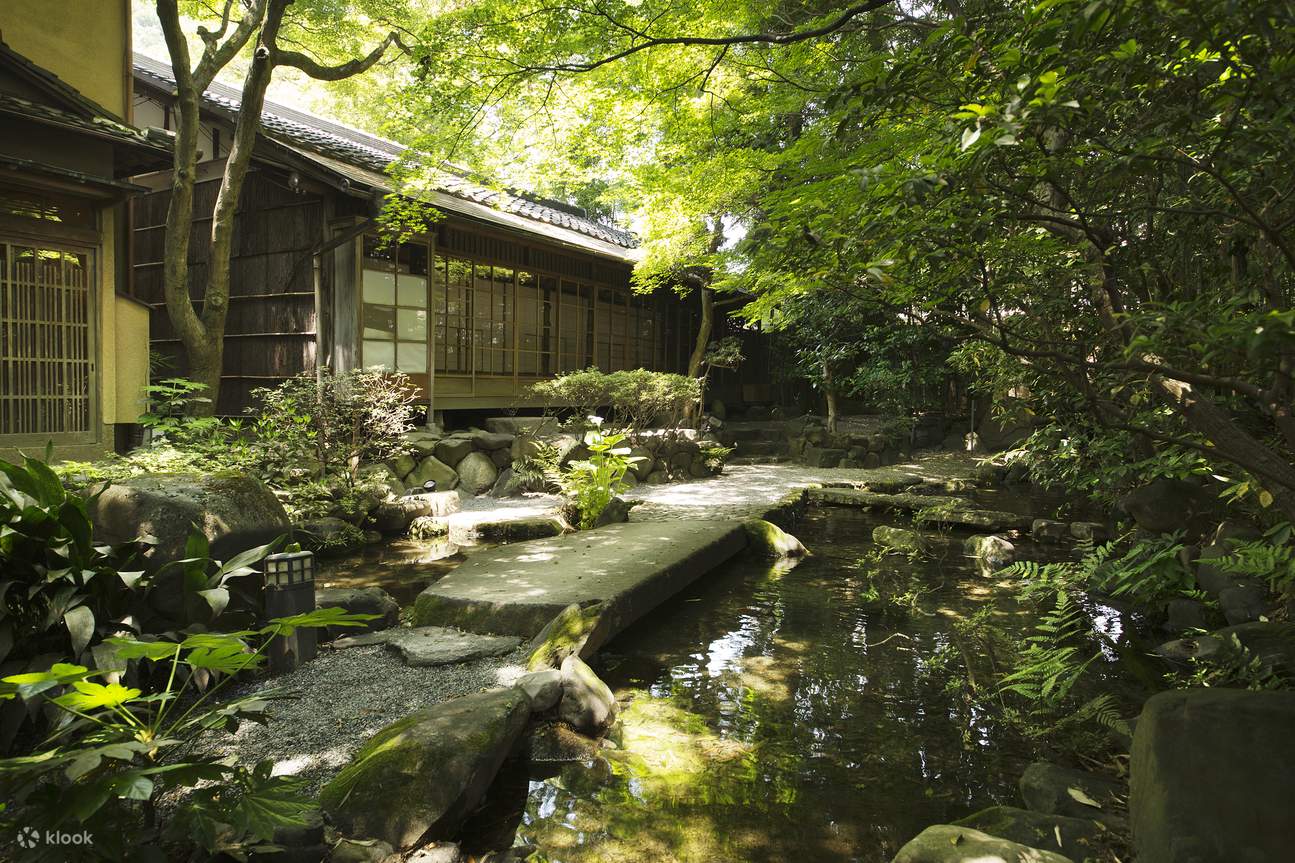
[86,471,288,571]
[408,515,448,540]
[953,806,1107,862]
[893,825,1073,863]
[474,515,565,543]
[319,688,530,849]
[741,518,808,559]
[526,602,607,671]
[873,525,929,555]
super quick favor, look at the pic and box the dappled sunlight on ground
[627,455,983,521]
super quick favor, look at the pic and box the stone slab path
[413,520,750,639]
[334,625,522,667]
[445,452,984,528]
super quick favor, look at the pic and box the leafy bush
[0,452,144,669]
[137,378,221,446]
[527,368,700,431]
[559,420,641,529]
[0,608,372,860]
[249,368,417,486]
[699,444,733,472]
[512,439,561,492]
[1200,522,1295,599]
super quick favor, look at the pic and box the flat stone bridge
[413,520,749,643]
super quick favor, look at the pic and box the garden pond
[455,500,1150,863]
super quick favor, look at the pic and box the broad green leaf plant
[560,418,642,529]
[0,607,374,861]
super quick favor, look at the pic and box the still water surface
[498,504,1126,862]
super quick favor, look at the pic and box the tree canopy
[349,0,1295,516]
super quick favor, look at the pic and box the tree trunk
[823,359,839,433]
[683,218,725,422]
[683,286,714,423]
[154,0,392,415]
[156,2,219,413]
[1153,374,1295,523]
[185,0,287,412]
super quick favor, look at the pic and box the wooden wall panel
[130,168,327,415]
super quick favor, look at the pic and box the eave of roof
[131,53,640,260]
[0,154,150,196]
[0,92,167,155]
[278,143,640,264]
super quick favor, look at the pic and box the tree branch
[272,32,400,80]
[513,1,895,75]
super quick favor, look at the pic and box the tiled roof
[0,90,163,150]
[132,54,637,251]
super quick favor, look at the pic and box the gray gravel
[203,642,528,795]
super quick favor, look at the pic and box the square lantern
[263,550,317,675]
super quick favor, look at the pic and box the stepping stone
[333,626,521,667]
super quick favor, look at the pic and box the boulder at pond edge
[891,824,1073,863]
[1130,687,1295,863]
[319,687,530,848]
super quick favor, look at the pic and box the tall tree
[152,0,405,412]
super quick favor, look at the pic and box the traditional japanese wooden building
[130,55,706,420]
[0,3,164,460]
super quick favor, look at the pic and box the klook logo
[14,826,94,849]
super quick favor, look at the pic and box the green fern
[1203,523,1295,595]
[999,589,1101,708]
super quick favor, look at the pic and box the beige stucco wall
[0,0,131,118]
[112,293,151,424]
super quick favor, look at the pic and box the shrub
[0,451,144,668]
[559,419,641,529]
[527,368,699,431]
[700,444,734,472]
[249,368,417,485]
[137,378,221,446]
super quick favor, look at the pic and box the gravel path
[203,644,529,794]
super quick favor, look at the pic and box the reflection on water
[315,538,464,606]
[507,505,1128,863]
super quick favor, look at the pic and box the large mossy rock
[526,602,607,671]
[407,456,459,491]
[87,472,288,570]
[1119,478,1217,536]
[964,534,1015,576]
[455,451,499,496]
[319,688,531,849]
[953,806,1106,862]
[474,516,565,543]
[891,825,1073,863]
[873,525,929,556]
[1130,688,1295,863]
[558,654,618,737]
[742,518,808,559]
[434,437,476,466]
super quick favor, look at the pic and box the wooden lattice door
[0,240,96,442]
